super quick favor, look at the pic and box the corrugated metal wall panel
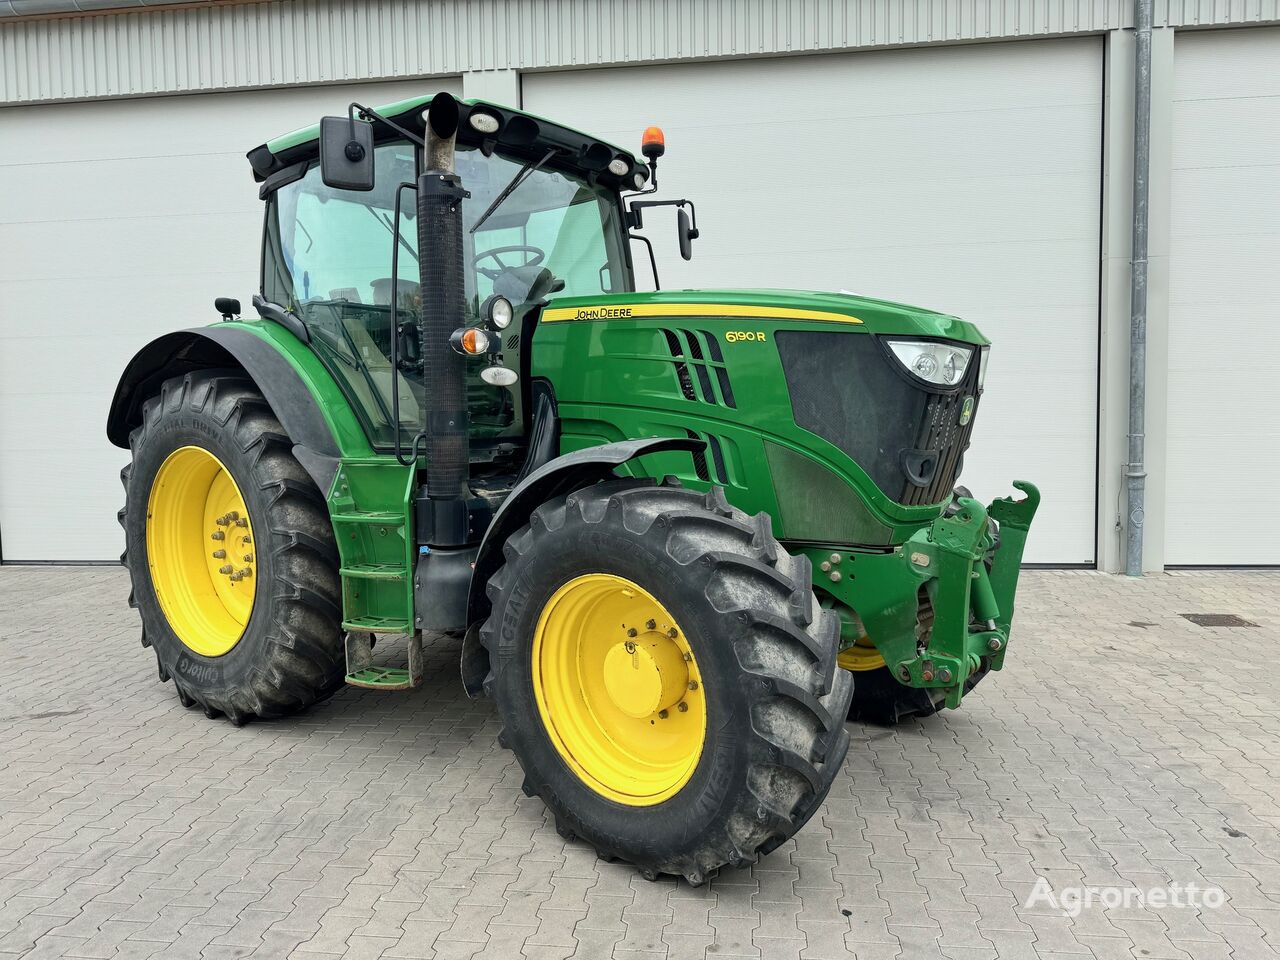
[0,0,1276,103]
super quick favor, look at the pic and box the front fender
[460,436,704,697]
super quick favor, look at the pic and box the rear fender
[106,327,345,494]
[460,436,704,697]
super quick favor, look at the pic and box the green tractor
[108,92,1038,883]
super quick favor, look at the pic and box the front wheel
[480,480,852,884]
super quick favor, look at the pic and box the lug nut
[820,561,831,572]
[829,553,842,564]
[235,518,248,527]
[624,641,636,654]
[626,628,638,638]
[829,571,842,583]
[988,637,1003,652]
[645,619,656,630]
[658,709,669,719]
[211,531,225,541]
[683,652,692,662]
[677,702,688,713]
[241,536,252,545]
[212,549,226,559]
[243,554,253,563]
[688,680,699,691]
[238,568,252,579]
[219,565,233,575]
[667,628,678,638]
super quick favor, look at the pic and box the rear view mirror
[677,208,695,261]
[319,115,374,191]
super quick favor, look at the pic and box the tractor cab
[250,96,652,462]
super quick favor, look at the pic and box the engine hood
[541,288,989,345]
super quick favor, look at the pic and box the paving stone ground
[2,566,1278,959]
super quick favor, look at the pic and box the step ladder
[327,461,419,689]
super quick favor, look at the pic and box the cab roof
[245,93,647,193]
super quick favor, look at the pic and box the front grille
[775,331,980,507]
[900,359,981,505]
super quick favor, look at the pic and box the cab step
[341,616,412,633]
[340,563,406,581]
[344,630,422,690]
[332,510,404,525]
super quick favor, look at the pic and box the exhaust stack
[416,93,470,544]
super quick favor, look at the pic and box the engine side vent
[683,429,730,485]
[700,330,737,408]
[659,327,736,408]
[662,329,699,402]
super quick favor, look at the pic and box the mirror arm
[349,102,426,149]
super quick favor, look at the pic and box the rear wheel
[481,480,852,883]
[120,370,345,723]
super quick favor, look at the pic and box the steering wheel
[475,245,546,280]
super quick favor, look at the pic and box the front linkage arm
[802,481,1039,711]
[897,481,1041,708]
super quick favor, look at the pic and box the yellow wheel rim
[532,574,706,806]
[146,445,257,657]
[837,640,886,672]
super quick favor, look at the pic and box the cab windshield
[263,140,630,450]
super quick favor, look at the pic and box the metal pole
[1125,0,1153,576]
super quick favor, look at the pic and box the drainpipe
[1125,0,1153,577]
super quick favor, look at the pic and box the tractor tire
[480,479,853,884]
[846,662,990,725]
[119,370,345,724]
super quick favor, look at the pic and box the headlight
[482,294,514,330]
[885,339,973,387]
[468,111,501,134]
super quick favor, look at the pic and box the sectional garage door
[1166,28,1280,565]
[0,78,460,562]
[524,38,1103,564]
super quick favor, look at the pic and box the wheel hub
[602,631,690,719]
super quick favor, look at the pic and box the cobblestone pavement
[1,567,1278,959]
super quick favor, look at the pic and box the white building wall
[1,1,1278,566]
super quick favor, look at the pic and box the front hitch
[893,481,1040,707]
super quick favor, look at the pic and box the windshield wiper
[470,148,557,234]
[364,205,417,261]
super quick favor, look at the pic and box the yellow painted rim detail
[146,445,256,657]
[837,641,886,672]
[541,302,862,325]
[532,574,706,806]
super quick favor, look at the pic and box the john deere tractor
[108,93,1038,883]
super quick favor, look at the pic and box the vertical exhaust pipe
[417,92,470,544]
